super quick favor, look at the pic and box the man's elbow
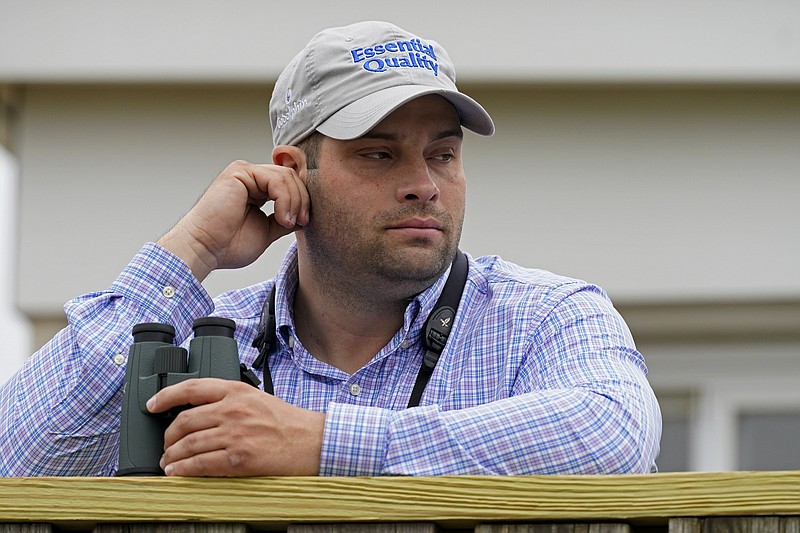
[596,393,662,474]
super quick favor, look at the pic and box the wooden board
[1,472,800,529]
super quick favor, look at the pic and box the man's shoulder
[466,254,617,332]
[470,254,591,294]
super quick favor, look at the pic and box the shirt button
[113,353,125,365]
[401,339,410,349]
[348,383,361,396]
[162,285,176,298]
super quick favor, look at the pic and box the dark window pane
[739,412,800,471]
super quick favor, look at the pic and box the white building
[1,0,799,472]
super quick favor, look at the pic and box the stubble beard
[302,178,463,303]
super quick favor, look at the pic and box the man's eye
[432,153,454,162]
[363,151,390,160]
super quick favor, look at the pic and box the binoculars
[117,317,242,476]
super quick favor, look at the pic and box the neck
[293,260,410,375]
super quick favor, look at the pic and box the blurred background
[1,0,798,472]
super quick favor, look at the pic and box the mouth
[388,218,443,230]
[386,218,445,238]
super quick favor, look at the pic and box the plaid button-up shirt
[1,242,661,476]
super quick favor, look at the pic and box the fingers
[161,448,241,477]
[148,379,254,475]
[226,160,310,229]
[157,159,311,279]
[146,377,227,414]
[146,378,325,477]
[158,425,236,477]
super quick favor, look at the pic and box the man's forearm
[321,371,660,476]
[0,243,214,476]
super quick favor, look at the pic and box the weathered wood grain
[669,518,703,533]
[288,525,438,533]
[0,525,54,533]
[93,526,250,533]
[476,524,631,532]
[670,516,800,533]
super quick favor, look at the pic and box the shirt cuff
[108,242,214,339]
[319,402,391,476]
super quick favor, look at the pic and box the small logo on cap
[275,91,309,134]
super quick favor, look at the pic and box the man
[0,21,661,476]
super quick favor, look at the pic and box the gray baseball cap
[269,21,495,146]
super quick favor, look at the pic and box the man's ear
[272,145,308,182]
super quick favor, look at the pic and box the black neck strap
[251,250,469,407]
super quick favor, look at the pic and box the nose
[396,157,440,203]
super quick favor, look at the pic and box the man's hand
[146,378,325,477]
[158,158,310,282]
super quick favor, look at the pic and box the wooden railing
[2,471,800,532]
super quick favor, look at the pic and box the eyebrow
[360,129,464,143]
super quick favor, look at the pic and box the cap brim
[316,85,495,140]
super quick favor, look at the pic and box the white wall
[4,1,800,313]
[15,86,800,314]
[0,146,31,385]
[1,0,799,84]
